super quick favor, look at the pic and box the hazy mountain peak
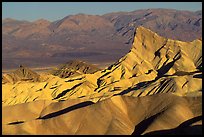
[33,18,50,24]
[2,8,202,70]
[2,18,31,24]
[2,18,17,22]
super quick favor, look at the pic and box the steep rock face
[99,26,201,80]
[86,26,202,98]
[2,26,202,106]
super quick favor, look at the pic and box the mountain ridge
[2,9,202,69]
[2,26,202,106]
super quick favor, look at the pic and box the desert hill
[2,65,42,84]
[2,26,202,105]
[2,26,202,135]
[51,60,100,78]
[2,93,202,135]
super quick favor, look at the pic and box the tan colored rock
[2,93,201,135]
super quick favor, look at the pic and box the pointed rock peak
[130,26,163,50]
[14,65,39,76]
[136,26,150,32]
[135,26,158,38]
[3,65,41,83]
[134,26,202,44]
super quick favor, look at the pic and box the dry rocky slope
[51,60,100,78]
[2,9,202,69]
[2,26,202,135]
[2,65,42,84]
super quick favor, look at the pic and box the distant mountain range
[2,9,202,69]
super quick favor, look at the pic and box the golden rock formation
[2,26,202,135]
[3,94,202,135]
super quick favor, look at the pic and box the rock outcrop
[2,65,41,84]
[2,26,202,135]
[51,60,100,78]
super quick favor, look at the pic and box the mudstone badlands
[2,26,202,135]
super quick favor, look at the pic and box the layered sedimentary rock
[2,26,202,135]
[2,94,202,135]
[51,60,100,78]
[2,65,42,84]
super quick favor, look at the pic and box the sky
[2,2,202,21]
